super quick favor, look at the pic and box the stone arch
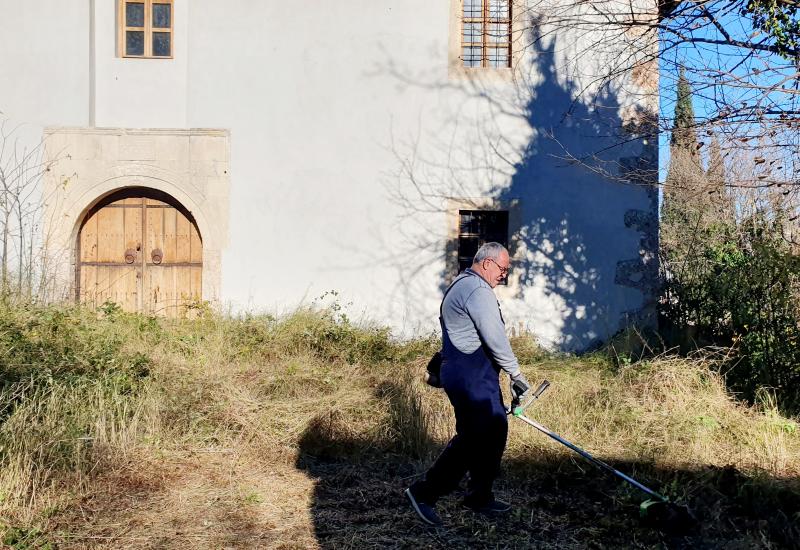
[67,174,212,255]
[74,184,206,316]
[41,128,229,306]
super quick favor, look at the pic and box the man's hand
[510,373,531,401]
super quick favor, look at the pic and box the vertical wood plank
[154,266,170,318]
[110,266,138,312]
[104,267,123,307]
[162,207,177,263]
[176,211,191,263]
[146,266,160,315]
[96,208,110,263]
[80,212,98,263]
[95,266,109,305]
[190,223,202,263]
[176,265,191,312]
[80,265,97,308]
[124,201,142,259]
[146,204,164,260]
[169,265,178,318]
[97,207,125,263]
[190,266,202,300]
[157,266,166,315]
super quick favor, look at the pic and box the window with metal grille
[119,0,173,58]
[462,0,512,68]
[457,210,509,275]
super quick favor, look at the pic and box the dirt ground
[47,444,797,549]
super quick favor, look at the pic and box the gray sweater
[441,269,521,378]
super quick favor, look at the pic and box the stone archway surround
[42,127,229,305]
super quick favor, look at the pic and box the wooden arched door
[77,189,202,317]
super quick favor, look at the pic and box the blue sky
[656,7,798,183]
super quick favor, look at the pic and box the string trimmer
[509,380,696,531]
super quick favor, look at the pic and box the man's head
[471,242,510,288]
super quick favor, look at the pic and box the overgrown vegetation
[0,303,797,548]
[661,212,800,412]
[660,66,800,417]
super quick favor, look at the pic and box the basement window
[119,0,173,58]
[462,0,512,68]
[457,210,509,275]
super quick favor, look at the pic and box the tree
[670,67,698,149]
[520,0,799,192]
[0,120,61,301]
[744,0,799,58]
[665,68,704,194]
[707,132,725,189]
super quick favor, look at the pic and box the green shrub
[661,214,800,414]
[0,303,157,388]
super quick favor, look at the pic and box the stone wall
[42,127,230,303]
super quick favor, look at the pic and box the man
[405,242,531,526]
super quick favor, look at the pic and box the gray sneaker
[405,488,443,526]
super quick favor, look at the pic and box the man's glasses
[487,258,509,276]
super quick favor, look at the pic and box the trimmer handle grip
[509,379,551,416]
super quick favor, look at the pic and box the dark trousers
[412,345,508,505]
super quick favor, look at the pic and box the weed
[1,523,53,550]
[0,303,797,547]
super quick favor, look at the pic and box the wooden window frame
[461,0,512,69]
[118,0,174,59]
[456,209,510,280]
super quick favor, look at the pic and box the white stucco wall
[186,0,458,327]
[182,0,658,349]
[2,0,658,351]
[93,0,188,127]
[0,1,90,131]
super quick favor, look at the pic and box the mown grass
[0,302,798,548]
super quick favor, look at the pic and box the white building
[0,0,658,351]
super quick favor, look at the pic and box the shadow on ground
[296,381,800,549]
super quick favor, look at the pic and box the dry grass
[504,355,800,477]
[0,304,798,548]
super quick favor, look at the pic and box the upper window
[457,210,509,275]
[119,0,173,58]
[462,0,512,68]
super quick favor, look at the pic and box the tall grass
[0,304,158,529]
[0,302,798,546]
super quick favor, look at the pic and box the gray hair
[473,242,507,264]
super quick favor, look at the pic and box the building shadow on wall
[294,380,800,549]
[380,20,658,351]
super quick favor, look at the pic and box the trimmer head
[510,379,698,534]
[639,499,697,533]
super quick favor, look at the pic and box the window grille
[462,0,512,68]
[457,210,509,275]
[119,0,173,58]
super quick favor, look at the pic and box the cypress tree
[665,67,704,194]
[662,67,706,282]
[671,68,698,149]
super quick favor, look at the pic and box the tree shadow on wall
[294,379,800,549]
[379,20,659,351]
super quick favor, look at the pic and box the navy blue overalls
[412,271,509,506]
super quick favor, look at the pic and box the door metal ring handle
[124,249,136,264]
[151,248,163,264]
